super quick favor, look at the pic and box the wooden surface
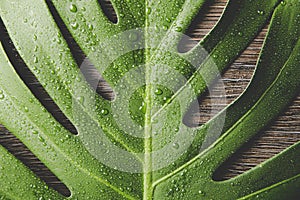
[0,0,299,197]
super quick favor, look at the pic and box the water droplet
[154,88,163,95]
[88,24,94,30]
[162,25,168,31]
[33,57,38,63]
[32,130,38,134]
[71,22,79,29]
[139,103,147,114]
[198,190,205,195]
[24,107,29,112]
[101,109,109,116]
[129,32,139,42]
[238,32,243,36]
[57,38,62,44]
[70,4,78,13]
[119,13,125,19]
[77,96,84,104]
[38,135,45,142]
[175,26,183,32]
[146,7,152,15]
[280,1,286,6]
[172,143,179,149]
[0,94,4,100]
[257,10,265,15]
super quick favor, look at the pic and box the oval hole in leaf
[183,20,265,129]
[213,94,300,181]
[177,0,227,53]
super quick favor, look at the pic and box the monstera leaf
[0,0,299,199]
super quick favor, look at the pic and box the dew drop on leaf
[88,24,94,30]
[38,135,45,142]
[101,109,109,116]
[139,103,147,114]
[0,90,4,100]
[146,7,152,15]
[129,32,139,42]
[70,4,78,13]
[172,143,179,149]
[33,57,38,63]
[175,26,183,32]
[155,88,163,95]
[24,106,29,112]
[71,22,79,29]
[198,190,205,196]
[77,96,84,104]
[257,10,265,15]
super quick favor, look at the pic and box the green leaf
[0,0,299,199]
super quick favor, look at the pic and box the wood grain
[0,0,299,196]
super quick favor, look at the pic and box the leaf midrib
[143,0,153,198]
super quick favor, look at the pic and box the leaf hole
[0,125,71,197]
[97,0,118,24]
[183,20,266,128]
[177,0,227,53]
[213,94,300,181]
